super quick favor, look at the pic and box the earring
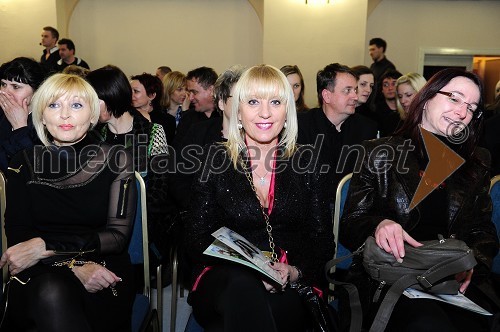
[237,121,243,130]
[283,121,287,129]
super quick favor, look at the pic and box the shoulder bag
[325,235,477,332]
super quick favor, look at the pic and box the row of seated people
[0,56,499,331]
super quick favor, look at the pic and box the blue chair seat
[489,175,500,274]
[131,294,150,332]
[184,313,204,332]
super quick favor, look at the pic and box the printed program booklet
[203,226,284,285]
[403,288,492,315]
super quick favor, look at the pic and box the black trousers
[385,294,491,332]
[188,264,308,332]
[2,267,135,332]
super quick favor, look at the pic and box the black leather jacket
[340,136,498,272]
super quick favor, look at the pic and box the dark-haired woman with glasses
[340,68,498,331]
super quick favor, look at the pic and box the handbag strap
[329,279,363,332]
[324,244,365,332]
[239,156,278,262]
[324,243,365,283]
[369,250,477,332]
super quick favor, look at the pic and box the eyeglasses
[437,91,479,114]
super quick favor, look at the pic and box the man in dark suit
[297,63,378,202]
[369,37,396,82]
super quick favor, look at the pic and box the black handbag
[363,235,476,295]
[325,235,477,332]
[293,283,338,332]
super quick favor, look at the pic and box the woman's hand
[0,91,29,130]
[72,264,122,293]
[262,262,297,292]
[456,268,473,294]
[0,237,54,275]
[375,219,422,263]
[182,92,191,111]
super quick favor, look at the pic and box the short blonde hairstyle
[396,72,427,119]
[62,65,90,78]
[31,73,100,146]
[226,64,297,167]
[160,71,187,109]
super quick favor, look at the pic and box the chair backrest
[130,172,161,332]
[331,173,353,273]
[129,171,151,298]
[0,171,6,284]
[489,175,500,274]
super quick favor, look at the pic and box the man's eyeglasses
[436,91,479,114]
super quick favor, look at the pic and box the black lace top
[5,133,137,279]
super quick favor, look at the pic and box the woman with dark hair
[87,65,170,266]
[340,68,498,331]
[131,73,175,143]
[0,57,47,171]
[351,65,376,121]
[280,65,308,112]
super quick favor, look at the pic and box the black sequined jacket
[340,136,498,274]
[185,143,334,287]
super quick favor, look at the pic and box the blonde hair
[62,65,90,78]
[226,64,297,167]
[396,72,427,119]
[160,71,187,109]
[31,73,100,146]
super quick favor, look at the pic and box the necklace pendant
[259,177,266,186]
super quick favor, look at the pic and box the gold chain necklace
[240,157,277,262]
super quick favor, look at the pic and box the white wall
[69,0,367,107]
[69,0,263,78]
[263,0,368,107]
[3,0,500,106]
[365,0,500,75]
[0,0,57,63]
